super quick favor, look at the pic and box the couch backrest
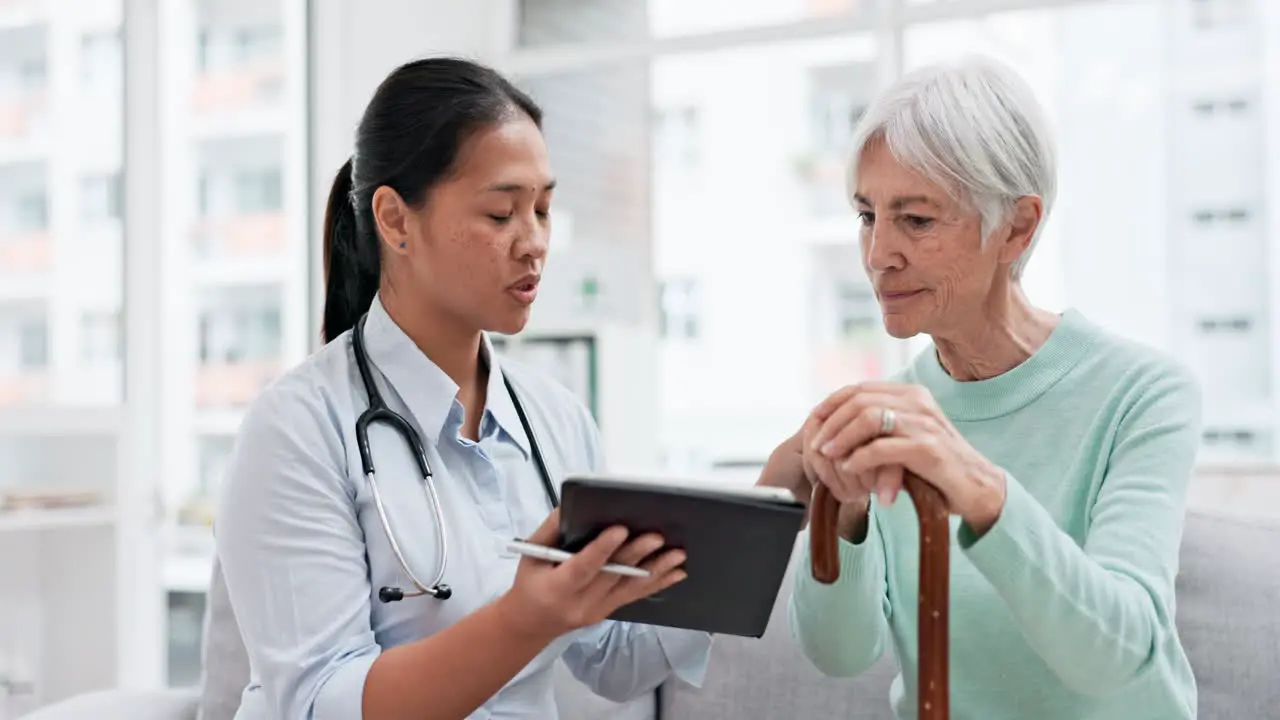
[661,509,1280,719]
[199,509,1280,719]
[197,556,249,720]
[1174,509,1280,716]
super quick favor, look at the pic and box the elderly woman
[759,56,1199,718]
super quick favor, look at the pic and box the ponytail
[321,158,379,343]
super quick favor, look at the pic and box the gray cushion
[197,557,250,720]
[1176,509,1280,718]
[19,689,197,720]
[662,540,897,720]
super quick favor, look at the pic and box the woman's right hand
[495,510,689,642]
[801,394,878,543]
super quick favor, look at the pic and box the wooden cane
[810,474,950,720]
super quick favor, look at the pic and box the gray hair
[847,55,1057,278]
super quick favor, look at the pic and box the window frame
[498,0,1106,375]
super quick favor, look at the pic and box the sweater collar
[910,309,1097,422]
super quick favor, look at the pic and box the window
[234,167,282,214]
[18,317,48,369]
[196,172,210,218]
[80,311,121,364]
[81,173,123,222]
[660,278,701,340]
[234,27,281,63]
[81,31,122,90]
[197,302,283,365]
[1190,0,1252,30]
[520,0,867,44]
[653,104,700,169]
[835,282,877,338]
[1197,316,1253,333]
[808,61,875,156]
[509,0,1280,475]
[15,191,48,232]
[18,58,46,92]
[196,29,211,71]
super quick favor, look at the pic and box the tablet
[556,472,806,638]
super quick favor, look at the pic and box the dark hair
[321,57,543,343]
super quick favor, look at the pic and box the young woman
[214,57,711,719]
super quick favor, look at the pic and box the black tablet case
[556,475,806,638]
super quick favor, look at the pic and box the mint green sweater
[789,309,1201,719]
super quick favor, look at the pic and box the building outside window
[81,173,122,222]
[660,277,701,340]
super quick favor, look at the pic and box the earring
[399,242,406,248]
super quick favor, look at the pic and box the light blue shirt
[214,296,712,719]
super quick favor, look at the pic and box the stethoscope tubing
[351,312,558,603]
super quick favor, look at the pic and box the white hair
[847,55,1057,278]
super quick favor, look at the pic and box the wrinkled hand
[806,381,1007,534]
[755,426,873,538]
[498,509,689,641]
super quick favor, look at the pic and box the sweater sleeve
[788,506,892,677]
[957,367,1200,697]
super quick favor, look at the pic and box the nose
[513,213,550,262]
[863,217,904,273]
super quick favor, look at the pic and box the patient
[758,56,1200,719]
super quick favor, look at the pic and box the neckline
[911,308,1097,421]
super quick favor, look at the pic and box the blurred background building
[0,0,1277,714]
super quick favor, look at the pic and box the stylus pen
[505,539,652,578]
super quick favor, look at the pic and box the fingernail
[820,442,835,457]
[672,550,687,564]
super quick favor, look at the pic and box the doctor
[214,56,712,720]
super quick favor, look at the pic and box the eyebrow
[853,194,936,210]
[485,179,557,194]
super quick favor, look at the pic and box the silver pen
[505,539,652,578]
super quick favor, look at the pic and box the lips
[880,289,923,299]
[507,275,540,305]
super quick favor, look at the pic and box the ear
[995,195,1043,266]
[371,186,413,256]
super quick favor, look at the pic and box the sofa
[20,508,1280,719]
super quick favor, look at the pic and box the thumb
[524,508,560,546]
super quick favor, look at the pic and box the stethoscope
[351,312,560,603]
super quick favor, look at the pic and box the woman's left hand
[807,381,1007,535]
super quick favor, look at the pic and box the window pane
[905,0,1270,464]
[162,0,306,679]
[0,2,123,409]
[517,60,654,328]
[652,34,890,473]
[517,0,871,47]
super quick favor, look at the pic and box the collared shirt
[214,296,712,719]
